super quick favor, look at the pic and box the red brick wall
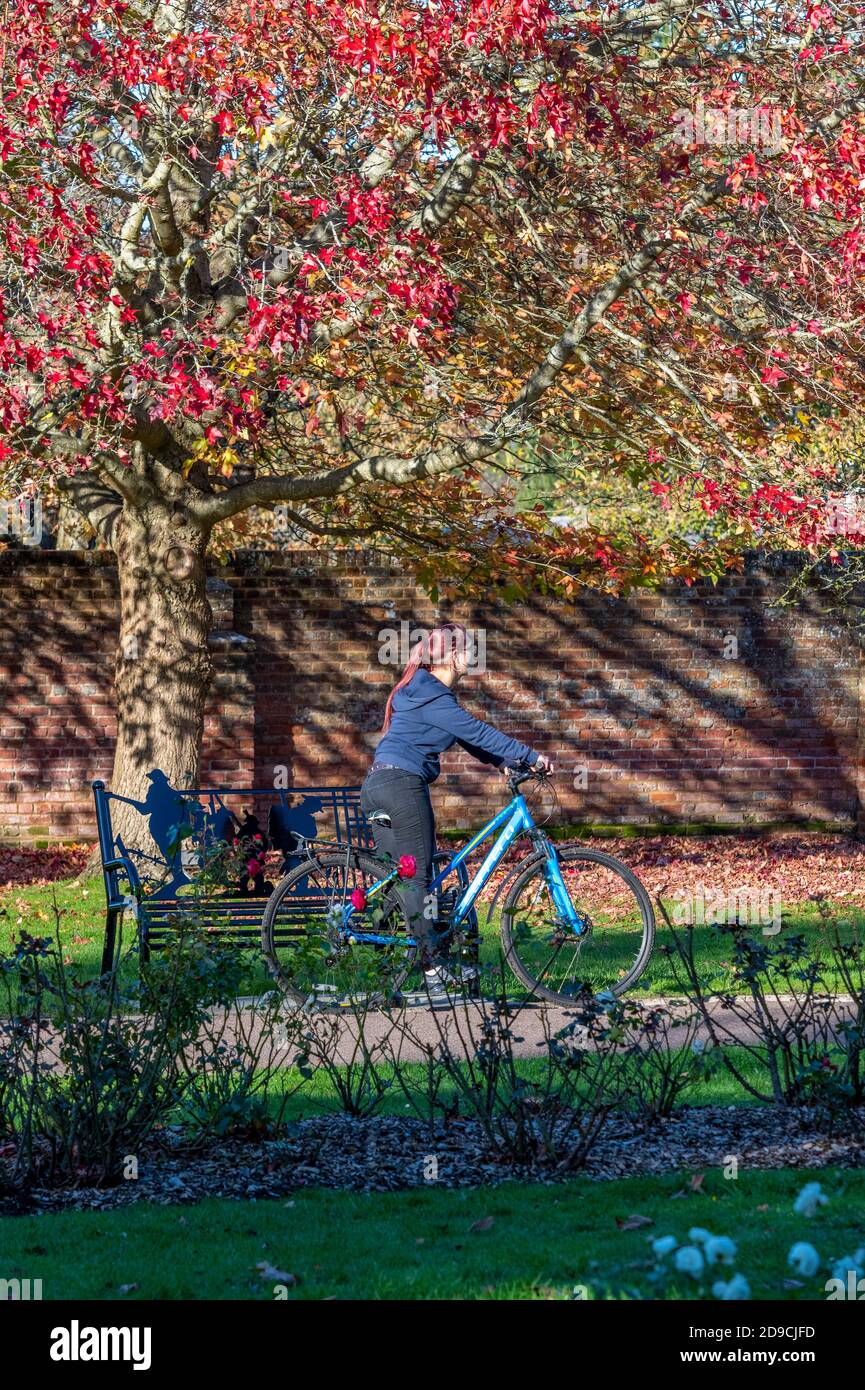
[0,549,860,840]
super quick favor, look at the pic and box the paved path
[20,995,856,1071]
[217,994,858,1066]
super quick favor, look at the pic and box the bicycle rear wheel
[261,850,418,1008]
[501,845,654,1004]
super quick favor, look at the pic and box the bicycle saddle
[368,810,392,827]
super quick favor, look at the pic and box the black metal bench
[92,776,373,973]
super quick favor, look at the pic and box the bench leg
[101,908,120,975]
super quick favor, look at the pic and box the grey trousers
[360,767,444,964]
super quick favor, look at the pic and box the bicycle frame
[341,792,589,948]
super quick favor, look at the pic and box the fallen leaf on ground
[616,1213,654,1231]
[469,1216,495,1233]
[256,1263,298,1284]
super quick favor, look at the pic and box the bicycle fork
[539,841,591,937]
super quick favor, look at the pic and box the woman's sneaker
[422,961,479,1001]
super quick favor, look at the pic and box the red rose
[350,888,367,911]
[398,854,417,880]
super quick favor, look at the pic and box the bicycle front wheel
[501,845,654,1004]
[261,850,418,1008]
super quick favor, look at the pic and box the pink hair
[382,623,469,732]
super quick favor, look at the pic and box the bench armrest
[101,854,143,906]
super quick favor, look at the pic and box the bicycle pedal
[435,889,458,923]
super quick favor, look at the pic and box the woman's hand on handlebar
[501,755,554,782]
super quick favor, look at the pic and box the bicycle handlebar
[506,764,549,793]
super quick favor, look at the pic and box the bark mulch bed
[2,1104,863,1216]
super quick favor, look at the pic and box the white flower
[652,1236,678,1258]
[705,1236,737,1266]
[793,1182,828,1218]
[691,1037,706,1054]
[713,1274,751,1301]
[688,1227,713,1246]
[788,1242,820,1278]
[675,1245,705,1278]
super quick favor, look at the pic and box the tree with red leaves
[2,0,865,840]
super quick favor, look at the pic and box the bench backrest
[92,776,373,906]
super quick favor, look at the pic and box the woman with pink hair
[361,623,553,997]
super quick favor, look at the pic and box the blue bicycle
[261,768,655,1007]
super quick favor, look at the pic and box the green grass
[246,1045,774,1124]
[2,875,862,1001]
[0,876,107,974]
[623,902,865,996]
[0,877,271,997]
[2,1169,863,1300]
[440,819,854,840]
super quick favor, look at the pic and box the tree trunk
[55,497,94,550]
[97,501,214,866]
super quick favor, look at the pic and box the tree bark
[55,497,94,550]
[98,501,214,866]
